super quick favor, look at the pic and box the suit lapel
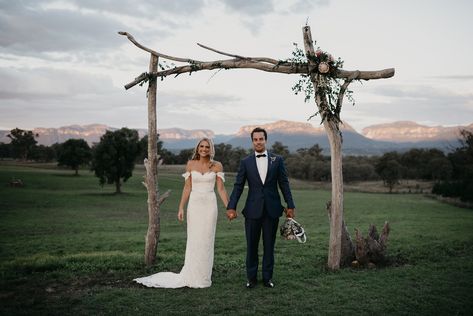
[249,154,264,186]
[264,152,273,183]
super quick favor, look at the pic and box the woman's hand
[178,209,184,222]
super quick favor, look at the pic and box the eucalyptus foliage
[6,128,38,161]
[288,43,356,125]
[57,139,92,175]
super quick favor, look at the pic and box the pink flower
[318,62,330,74]
[315,49,322,57]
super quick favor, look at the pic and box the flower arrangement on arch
[312,49,340,76]
[288,42,355,126]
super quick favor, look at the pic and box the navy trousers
[244,209,279,282]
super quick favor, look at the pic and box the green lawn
[1,162,472,315]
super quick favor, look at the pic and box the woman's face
[198,140,211,158]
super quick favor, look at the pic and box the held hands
[285,208,295,219]
[226,209,237,221]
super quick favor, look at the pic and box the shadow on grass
[80,192,136,197]
[51,172,94,177]
[348,252,411,270]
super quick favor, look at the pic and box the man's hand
[226,209,237,221]
[285,208,295,218]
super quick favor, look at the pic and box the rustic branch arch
[120,26,394,269]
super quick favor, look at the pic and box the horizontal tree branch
[337,68,395,80]
[124,62,394,89]
[120,31,395,88]
[155,59,308,77]
[124,72,149,90]
[197,43,281,65]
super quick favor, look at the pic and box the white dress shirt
[255,150,268,184]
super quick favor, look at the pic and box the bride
[134,137,229,288]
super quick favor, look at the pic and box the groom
[227,127,295,289]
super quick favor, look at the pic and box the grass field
[1,162,472,315]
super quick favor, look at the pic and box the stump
[9,178,24,187]
[353,222,390,267]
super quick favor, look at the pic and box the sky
[0,0,472,135]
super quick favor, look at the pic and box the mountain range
[1,120,471,155]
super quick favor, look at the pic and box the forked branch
[336,70,361,113]
[118,31,203,64]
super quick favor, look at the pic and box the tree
[342,156,378,182]
[175,148,194,164]
[214,143,234,169]
[376,154,402,193]
[136,134,176,165]
[91,128,139,193]
[228,147,251,172]
[343,161,376,182]
[271,141,290,159]
[29,145,56,162]
[0,143,12,159]
[400,148,446,180]
[434,130,473,202]
[57,139,92,175]
[7,128,38,161]
[429,157,452,182]
[285,144,327,180]
[306,144,324,159]
[137,134,159,162]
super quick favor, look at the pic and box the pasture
[1,162,472,315]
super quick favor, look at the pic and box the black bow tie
[256,154,267,158]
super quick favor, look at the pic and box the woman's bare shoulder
[185,160,195,171]
[211,160,223,172]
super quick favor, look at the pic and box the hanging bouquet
[280,217,307,244]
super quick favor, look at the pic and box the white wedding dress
[133,171,224,288]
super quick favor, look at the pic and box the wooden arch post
[120,26,394,269]
[303,26,345,269]
[143,54,160,266]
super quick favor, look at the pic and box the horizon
[1,1,472,134]
[1,118,472,137]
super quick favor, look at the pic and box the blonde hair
[191,137,215,161]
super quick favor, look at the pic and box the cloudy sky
[1,0,472,134]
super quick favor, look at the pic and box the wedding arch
[119,25,395,269]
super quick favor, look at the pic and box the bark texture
[326,201,355,267]
[144,54,160,267]
[302,26,345,270]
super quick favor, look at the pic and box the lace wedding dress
[133,171,224,288]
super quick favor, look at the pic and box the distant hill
[0,124,129,146]
[212,120,468,155]
[362,121,473,142]
[1,120,471,155]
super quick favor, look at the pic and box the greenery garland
[288,43,356,125]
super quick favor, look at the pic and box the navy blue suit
[227,152,295,282]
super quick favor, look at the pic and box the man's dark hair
[251,127,267,140]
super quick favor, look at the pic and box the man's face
[252,132,266,153]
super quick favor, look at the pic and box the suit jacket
[227,152,295,219]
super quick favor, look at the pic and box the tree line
[1,127,471,201]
